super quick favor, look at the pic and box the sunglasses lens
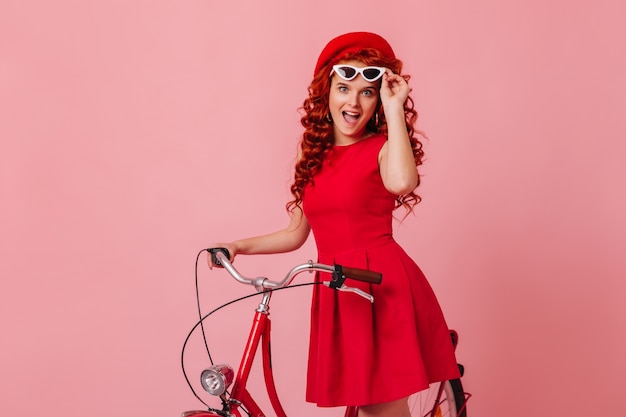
[362,68,383,81]
[335,66,357,80]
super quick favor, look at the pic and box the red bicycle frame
[228,292,286,417]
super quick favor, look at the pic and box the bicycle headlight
[200,364,234,396]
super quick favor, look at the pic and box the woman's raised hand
[380,69,411,109]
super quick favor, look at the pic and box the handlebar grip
[208,247,231,267]
[341,267,382,284]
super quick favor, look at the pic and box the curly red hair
[287,49,425,216]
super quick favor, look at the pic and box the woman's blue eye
[338,86,348,92]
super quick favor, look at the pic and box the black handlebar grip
[208,247,231,267]
[341,267,382,284]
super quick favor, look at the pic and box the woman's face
[328,60,379,145]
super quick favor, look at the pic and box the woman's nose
[348,92,360,106]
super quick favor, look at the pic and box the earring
[372,112,379,127]
[326,112,333,123]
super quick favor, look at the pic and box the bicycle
[181,248,469,417]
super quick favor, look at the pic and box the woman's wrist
[382,100,405,113]
[231,240,243,255]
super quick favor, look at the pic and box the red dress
[302,134,460,407]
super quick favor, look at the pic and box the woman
[208,32,460,417]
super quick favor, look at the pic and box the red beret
[314,31,396,77]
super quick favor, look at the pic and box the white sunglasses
[330,64,386,82]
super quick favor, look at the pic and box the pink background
[2,1,625,416]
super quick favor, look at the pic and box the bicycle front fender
[181,411,222,417]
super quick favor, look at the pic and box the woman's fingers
[381,71,410,104]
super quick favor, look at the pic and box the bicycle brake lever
[323,282,374,303]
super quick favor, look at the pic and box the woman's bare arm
[207,207,311,268]
[378,71,418,195]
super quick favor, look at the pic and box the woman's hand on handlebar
[206,243,237,269]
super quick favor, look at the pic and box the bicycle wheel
[408,378,467,417]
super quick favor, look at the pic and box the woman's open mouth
[342,111,360,125]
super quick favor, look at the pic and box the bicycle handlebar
[208,247,382,302]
